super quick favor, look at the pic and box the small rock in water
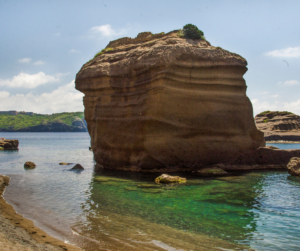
[24,161,36,169]
[0,139,19,150]
[71,164,84,170]
[287,157,300,177]
[155,174,186,184]
[59,162,72,165]
[195,167,228,176]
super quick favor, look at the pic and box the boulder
[75,29,265,171]
[71,164,84,170]
[195,167,228,176]
[0,139,19,150]
[155,174,186,184]
[24,161,36,169]
[287,157,300,177]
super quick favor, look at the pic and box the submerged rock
[287,157,300,177]
[75,29,264,171]
[0,139,19,150]
[24,161,36,169]
[71,164,84,170]
[155,174,187,184]
[137,184,161,188]
[195,167,228,176]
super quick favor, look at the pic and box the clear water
[1,133,300,251]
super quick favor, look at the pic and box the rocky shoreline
[0,175,82,251]
[266,140,300,144]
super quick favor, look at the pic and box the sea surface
[1,132,300,251]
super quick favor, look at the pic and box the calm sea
[1,132,300,251]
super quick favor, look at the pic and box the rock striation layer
[75,30,265,171]
[255,111,300,141]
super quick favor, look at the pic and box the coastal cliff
[76,30,265,171]
[255,111,300,141]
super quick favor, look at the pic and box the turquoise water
[1,133,300,251]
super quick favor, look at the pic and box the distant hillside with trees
[0,112,87,132]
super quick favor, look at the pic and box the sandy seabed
[0,175,82,251]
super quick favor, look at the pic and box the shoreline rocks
[0,139,19,150]
[76,29,264,171]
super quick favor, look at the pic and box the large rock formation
[255,111,300,141]
[75,30,265,171]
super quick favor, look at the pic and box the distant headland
[0,111,87,132]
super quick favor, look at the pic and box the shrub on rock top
[183,24,204,39]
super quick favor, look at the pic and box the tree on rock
[183,24,204,39]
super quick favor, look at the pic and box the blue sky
[0,0,299,115]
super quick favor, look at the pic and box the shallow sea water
[0,133,300,251]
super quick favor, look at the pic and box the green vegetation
[259,110,294,116]
[259,110,271,115]
[0,112,84,131]
[94,47,114,58]
[182,24,204,39]
[263,119,268,123]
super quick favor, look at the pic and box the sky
[0,0,299,116]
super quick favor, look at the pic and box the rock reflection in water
[72,171,262,250]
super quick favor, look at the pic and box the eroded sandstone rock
[255,111,300,141]
[75,30,265,171]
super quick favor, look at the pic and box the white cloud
[18,58,32,63]
[0,81,84,114]
[271,94,279,98]
[53,32,61,36]
[251,99,300,116]
[33,60,45,65]
[0,72,60,88]
[278,80,299,86]
[265,46,300,58]
[90,24,126,37]
[0,91,10,98]
[70,49,81,54]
